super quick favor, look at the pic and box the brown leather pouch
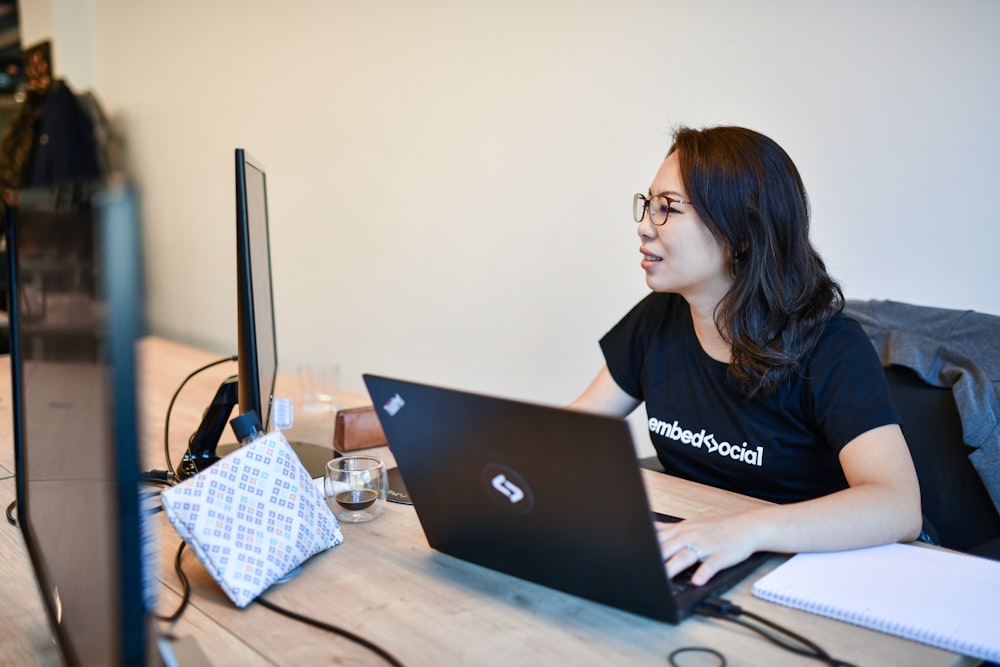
[333,405,387,453]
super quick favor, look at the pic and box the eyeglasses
[633,193,692,226]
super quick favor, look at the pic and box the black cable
[143,477,193,625]
[256,596,406,667]
[161,355,237,480]
[669,646,726,666]
[156,356,400,665]
[5,499,16,526]
[157,514,401,666]
[142,471,174,484]
[695,597,857,667]
[157,540,192,625]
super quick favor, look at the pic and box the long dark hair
[669,126,843,396]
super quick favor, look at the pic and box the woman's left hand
[655,514,763,586]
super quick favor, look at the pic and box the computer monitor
[195,149,331,477]
[5,181,159,666]
[234,148,277,430]
[185,149,405,489]
[181,149,289,474]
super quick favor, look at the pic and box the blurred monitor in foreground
[6,181,159,666]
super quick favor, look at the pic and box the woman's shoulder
[819,311,872,343]
[808,311,881,366]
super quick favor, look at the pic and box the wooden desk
[0,337,979,666]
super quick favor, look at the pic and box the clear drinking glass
[324,456,387,523]
[298,361,340,413]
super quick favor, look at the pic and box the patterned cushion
[161,431,343,607]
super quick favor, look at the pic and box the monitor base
[217,439,334,479]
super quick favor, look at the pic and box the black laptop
[363,374,769,624]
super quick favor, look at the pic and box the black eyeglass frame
[633,192,693,226]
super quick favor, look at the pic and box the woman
[570,126,922,586]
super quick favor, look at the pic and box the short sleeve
[599,293,679,401]
[806,315,901,452]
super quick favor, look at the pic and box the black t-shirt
[600,292,900,504]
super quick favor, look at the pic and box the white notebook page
[751,543,1000,662]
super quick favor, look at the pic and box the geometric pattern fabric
[161,431,343,607]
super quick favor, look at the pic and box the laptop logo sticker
[483,464,534,514]
[491,474,524,503]
[383,393,406,416]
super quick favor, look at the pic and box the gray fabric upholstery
[844,299,1000,516]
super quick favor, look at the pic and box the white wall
[20,1,1000,456]
[19,0,99,91]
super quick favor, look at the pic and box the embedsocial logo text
[648,417,764,467]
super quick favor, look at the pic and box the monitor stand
[184,376,411,501]
[217,440,334,479]
[181,376,336,480]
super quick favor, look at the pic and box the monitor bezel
[234,148,278,430]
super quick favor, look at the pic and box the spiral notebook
[751,543,1000,662]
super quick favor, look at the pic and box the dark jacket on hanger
[27,81,101,187]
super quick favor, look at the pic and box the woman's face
[637,152,732,308]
